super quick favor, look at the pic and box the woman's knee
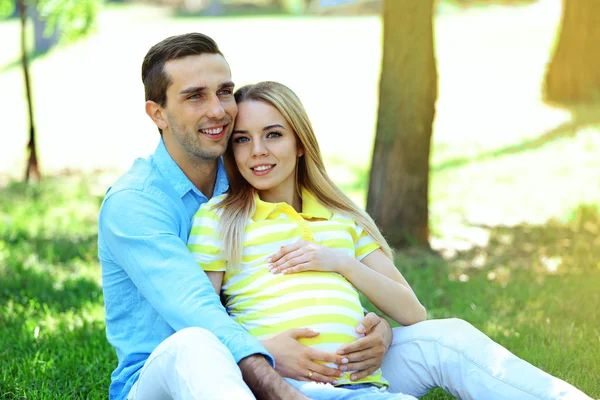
[391,318,483,347]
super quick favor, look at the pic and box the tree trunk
[366,0,437,248]
[544,0,600,105]
[19,0,40,182]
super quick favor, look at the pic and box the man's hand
[261,328,348,384]
[336,313,393,381]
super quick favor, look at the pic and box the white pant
[381,319,591,400]
[128,319,592,400]
[127,327,254,400]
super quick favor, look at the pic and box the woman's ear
[145,100,168,131]
[297,146,304,158]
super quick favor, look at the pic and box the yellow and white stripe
[188,189,386,387]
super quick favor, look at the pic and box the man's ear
[145,100,168,131]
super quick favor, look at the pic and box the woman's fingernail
[337,349,345,355]
[351,375,356,380]
[339,372,344,377]
[340,366,348,371]
[266,258,272,263]
[332,380,338,385]
[356,324,365,333]
[341,358,348,364]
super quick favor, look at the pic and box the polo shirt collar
[152,139,229,199]
[252,187,333,221]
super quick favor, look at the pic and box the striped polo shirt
[188,189,386,387]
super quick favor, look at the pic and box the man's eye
[188,94,200,100]
[233,137,249,143]
[219,89,233,95]
[267,131,282,139]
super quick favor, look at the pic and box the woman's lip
[250,165,275,176]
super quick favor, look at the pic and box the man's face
[161,53,237,163]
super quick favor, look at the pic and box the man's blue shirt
[98,139,272,400]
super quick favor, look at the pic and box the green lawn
[1,168,599,399]
[1,0,599,398]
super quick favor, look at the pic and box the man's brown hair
[141,33,223,108]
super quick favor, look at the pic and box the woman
[188,81,592,400]
[188,81,423,399]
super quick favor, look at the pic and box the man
[99,33,310,400]
[99,33,592,400]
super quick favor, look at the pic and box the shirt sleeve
[99,188,272,366]
[354,223,381,261]
[188,202,227,272]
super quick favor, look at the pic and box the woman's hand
[261,328,348,384]
[267,240,350,274]
[337,313,393,381]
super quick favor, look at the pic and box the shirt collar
[252,187,333,221]
[152,139,229,199]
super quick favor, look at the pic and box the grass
[1,0,599,398]
[1,177,599,399]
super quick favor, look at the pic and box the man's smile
[198,124,228,140]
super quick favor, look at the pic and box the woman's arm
[338,249,426,326]
[268,242,426,326]
[206,271,224,294]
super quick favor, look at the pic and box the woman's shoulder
[197,194,228,217]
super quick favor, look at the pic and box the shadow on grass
[0,178,102,313]
[0,227,101,313]
[334,103,600,197]
[434,103,600,172]
[363,204,600,399]
[0,179,112,399]
[0,318,113,400]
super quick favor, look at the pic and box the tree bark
[366,0,437,248]
[19,0,40,182]
[544,0,600,105]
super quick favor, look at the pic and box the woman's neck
[259,185,302,213]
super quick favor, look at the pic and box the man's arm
[101,190,311,397]
[240,355,310,400]
[100,189,262,356]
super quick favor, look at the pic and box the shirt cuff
[229,332,275,368]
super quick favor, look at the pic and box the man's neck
[163,139,219,198]
[185,158,218,199]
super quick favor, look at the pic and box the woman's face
[232,100,303,201]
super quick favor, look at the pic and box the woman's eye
[266,131,282,139]
[233,137,249,143]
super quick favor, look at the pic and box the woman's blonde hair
[216,81,393,267]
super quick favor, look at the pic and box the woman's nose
[252,140,268,157]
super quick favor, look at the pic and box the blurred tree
[0,0,15,16]
[18,0,40,182]
[446,0,536,6]
[366,0,438,248]
[0,0,104,182]
[544,0,600,105]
